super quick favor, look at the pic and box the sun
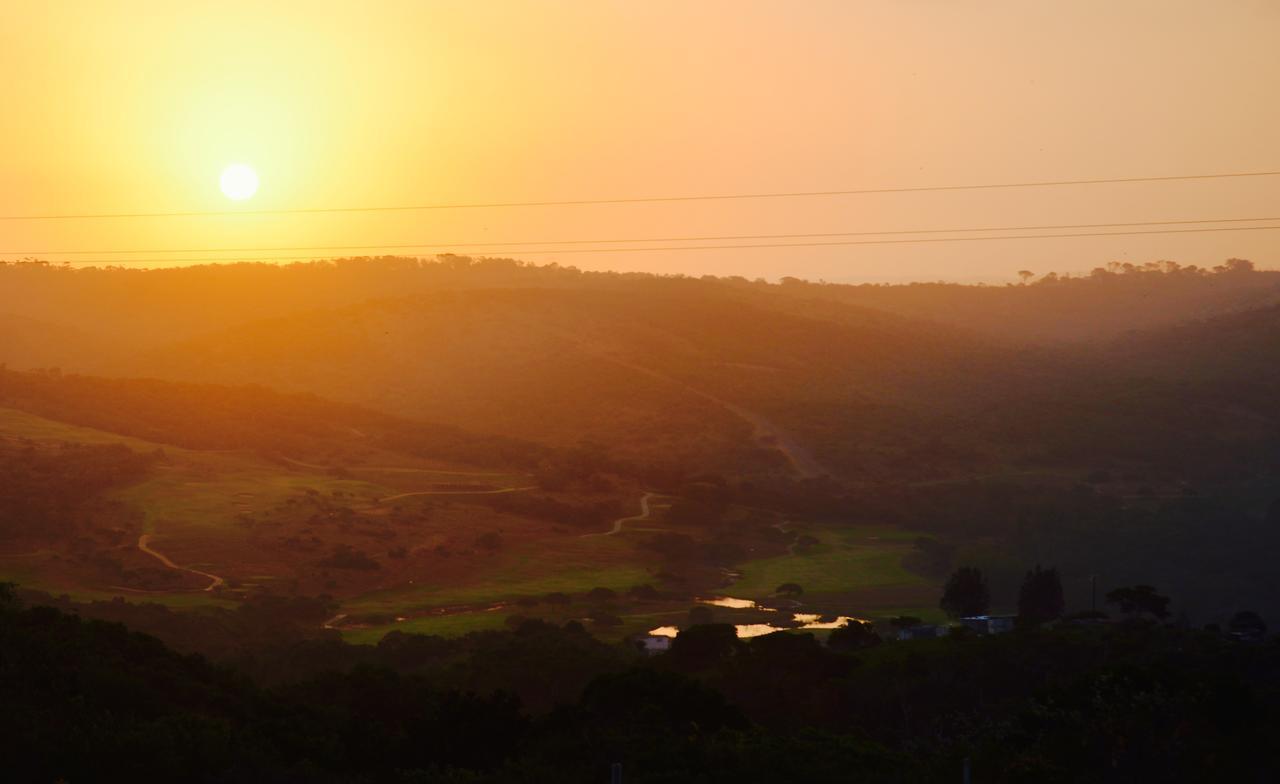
[219,163,259,201]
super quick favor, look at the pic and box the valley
[0,401,945,647]
[2,258,1278,643]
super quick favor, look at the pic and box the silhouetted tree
[1018,565,1064,625]
[587,587,617,602]
[940,567,990,618]
[1105,585,1170,621]
[587,610,622,627]
[1215,257,1255,274]
[668,623,744,671]
[1227,610,1267,641]
[827,620,881,651]
[627,584,660,600]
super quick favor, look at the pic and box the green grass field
[114,466,388,536]
[2,404,945,640]
[344,562,651,616]
[0,406,183,451]
[731,524,929,598]
[339,522,941,644]
[343,610,514,644]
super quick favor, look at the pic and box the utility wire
[16,222,1280,266]
[6,215,1280,257]
[2,169,1278,221]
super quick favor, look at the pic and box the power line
[2,169,1278,222]
[15,222,1280,266]
[6,215,1280,257]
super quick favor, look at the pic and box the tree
[627,584,661,600]
[587,610,622,627]
[939,567,990,618]
[1227,611,1267,641]
[1105,585,1170,621]
[587,586,617,602]
[775,582,804,598]
[1017,269,1035,284]
[1215,257,1254,274]
[317,545,380,571]
[1017,565,1064,625]
[668,623,744,670]
[827,620,881,651]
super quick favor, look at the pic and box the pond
[649,597,869,639]
[699,596,773,610]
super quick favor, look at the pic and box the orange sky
[2,0,1278,282]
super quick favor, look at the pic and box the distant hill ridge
[1,256,1277,480]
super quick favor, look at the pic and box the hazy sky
[3,0,1278,282]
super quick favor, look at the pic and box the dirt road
[600,356,827,478]
[378,485,537,503]
[136,533,224,591]
[583,492,662,537]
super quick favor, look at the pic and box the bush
[317,545,380,570]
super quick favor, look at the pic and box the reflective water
[796,615,864,630]
[699,596,771,610]
[650,598,870,639]
[734,623,785,638]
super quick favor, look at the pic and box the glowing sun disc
[219,164,259,200]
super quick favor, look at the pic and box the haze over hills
[2,257,1277,612]
[7,1,1280,779]
[1,256,1276,480]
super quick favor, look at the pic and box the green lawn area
[343,610,514,644]
[0,406,179,451]
[0,557,236,608]
[731,524,927,598]
[345,525,655,616]
[343,602,690,645]
[344,562,651,616]
[113,466,388,536]
[1,405,389,539]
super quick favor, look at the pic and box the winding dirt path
[599,356,827,478]
[280,457,523,478]
[136,533,224,591]
[378,485,537,503]
[583,492,661,537]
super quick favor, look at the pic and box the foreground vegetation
[3,586,1276,783]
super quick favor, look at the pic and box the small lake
[699,596,773,610]
[650,596,868,639]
